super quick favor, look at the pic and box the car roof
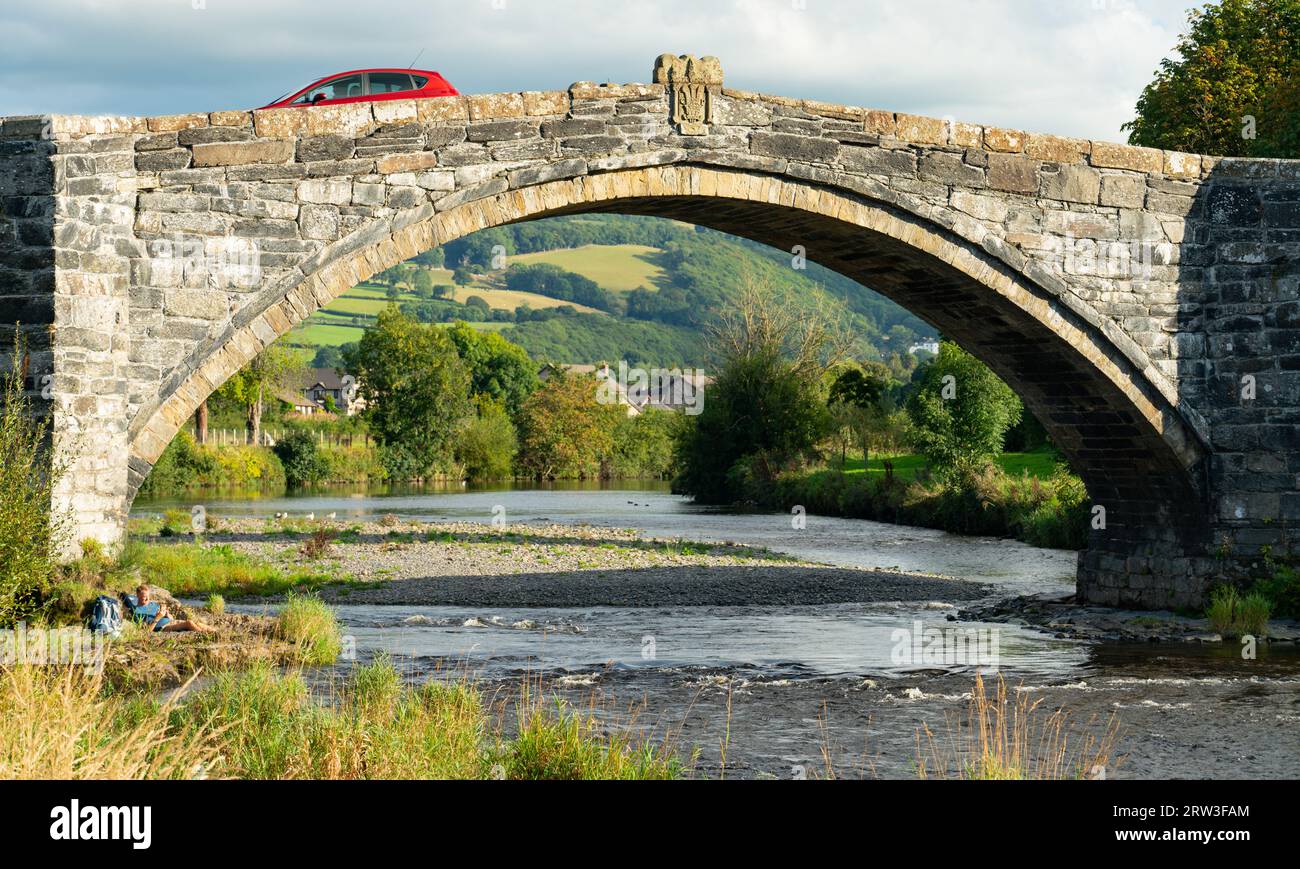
[308,68,446,81]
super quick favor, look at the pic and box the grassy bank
[833,450,1061,482]
[44,539,351,621]
[752,450,1090,550]
[0,658,685,780]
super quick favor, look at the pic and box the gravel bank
[963,592,1300,644]
[207,518,993,608]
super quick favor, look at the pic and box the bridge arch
[126,164,1211,605]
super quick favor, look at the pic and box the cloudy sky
[0,0,1197,141]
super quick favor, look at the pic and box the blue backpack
[88,595,123,638]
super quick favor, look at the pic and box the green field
[446,285,605,313]
[290,322,369,347]
[512,244,666,292]
[836,448,1064,481]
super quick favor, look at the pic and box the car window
[368,73,416,94]
[296,74,365,103]
[411,75,429,89]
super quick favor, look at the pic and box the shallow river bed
[151,485,1300,779]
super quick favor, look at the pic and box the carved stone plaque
[654,54,724,136]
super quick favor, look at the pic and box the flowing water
[138,483,1300,779]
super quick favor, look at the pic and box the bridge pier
[3,57,1298,607]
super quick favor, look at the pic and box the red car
[260,68,459,110]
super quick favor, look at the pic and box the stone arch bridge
[1,55,1297,609]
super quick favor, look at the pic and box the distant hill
[284,214,932,368]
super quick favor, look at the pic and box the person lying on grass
[132,585,215,634]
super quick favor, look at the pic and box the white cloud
[0,0,1195,140]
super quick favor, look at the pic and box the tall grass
[0,331,68,626]
[494,690,682,781]
[162,659,680,780]
[276,594,342,665]
[1206,586,1272,637]
[0,666,216,779]
[916,674,1120,780]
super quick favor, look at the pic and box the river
[135,483,1300,780]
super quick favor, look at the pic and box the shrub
[0,331,68,626]
[455,398,517,481]
[140,433,285,494]
[273,430,329,487]
[159,508,195,538]
[906,342,1022,482]
[1253,566,1300,620]
[206,594,225,616]
[137,431,219,497]
[319,444,386,483]
[300,528,335,560]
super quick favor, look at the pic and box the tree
[455,397,517,481]
[413,247,445,269]
[413,269,435,298]
[444,322,539,417]
[216,343,306,445]
[609,408,681,479]
[674,279,845,502]
[194,399,209,445]
[1124,0,1300,157]
[515,372,622,479]
[312,345,345,371]
[344,308,473,479]
[273,430,329,487]
[452,267,475,287]
[827,364,891,463]
[906,342,1023,481]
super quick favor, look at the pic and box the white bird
[304,512,315,521]
[325,512,337,520]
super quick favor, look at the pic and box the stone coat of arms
[654,54,724,136]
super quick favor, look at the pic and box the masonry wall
[0,122,56,395]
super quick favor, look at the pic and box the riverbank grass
[0,666,217,779]
[835,448,1061,482]
[1206,586,1271,637]
[132,541,354,598]
[916,674,1120,780]
[275,594,342,665]
[0,655,684,780]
